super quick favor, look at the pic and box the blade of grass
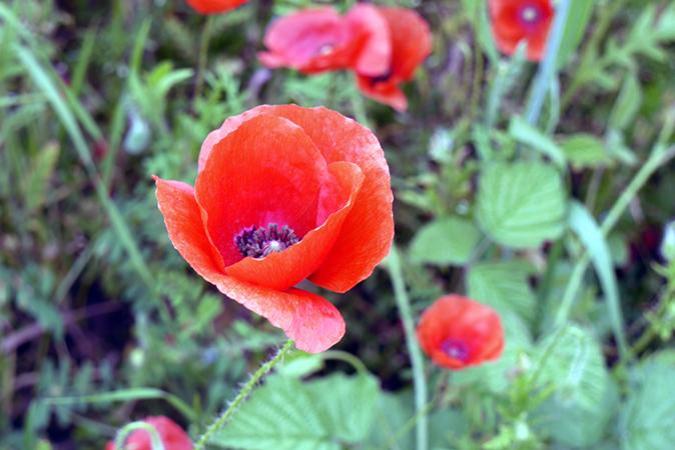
[15,44,154,289]
[568,201,628,359]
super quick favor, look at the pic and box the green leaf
[409,217,481,266]
[467,261,536,324]
[559,133,613,169]
[609,71,642,131]
[22,142,60,211]
[661,221,675,262]
[476,162,567,249]
[556,0,594,67]
[211,373,380,450]
[568,201,628,358]
[620,351,675,450]
[533,326,616,448]
[508,116,566,168]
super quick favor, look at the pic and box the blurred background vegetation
[1,0,674,449]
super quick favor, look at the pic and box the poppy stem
[193,340,294,450]
[193,15,215,110]
[523,0,571,126]
[387,245,428,450]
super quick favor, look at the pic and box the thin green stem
[386,246,428,450]
[115,421,165,450]
[193,15,215,110]
[193,340,294,450]
[524,0,571,125]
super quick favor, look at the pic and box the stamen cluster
[235,224,300,258]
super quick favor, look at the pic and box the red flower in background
[489,0,554,61]
[155,105,393,353]
[186,0,247,14]
[258,7,389,74]
[105,416,192,450]
[259,5,431,111]
[416,295,504,370]
[352,5,432,111]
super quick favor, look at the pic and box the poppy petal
[154,177,226,278]
[196,105,394,293]
[355,75,408,111]
[213,276,345,353]
[186,0,247,14]
[379,7,432,81]
[345,4,392,76]
[259,7,356,74]
[195,114,330,266]
[225,162,364,290]
[265,106,394,292]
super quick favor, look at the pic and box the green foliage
[409,216,481,265]
[476,162,568,249]
[559,134,612,169]
[467,261,537,324]
[533,326,616,448]
[620,351,675,450]
[211,373,380,450]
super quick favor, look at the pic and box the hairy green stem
[387,246,428,450]
[524,0,571,125]
[194,340,294,450]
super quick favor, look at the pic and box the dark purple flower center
[518,4,541,26]
[234,224,300,258]
[441,338,470,362]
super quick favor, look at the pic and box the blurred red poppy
[258,7,384,74]
[416,295,504,370]
[186,0,247,14]
[352,6,432,111]
[155,105,393,353]
[105,416,192,450]
[489,0,554,61]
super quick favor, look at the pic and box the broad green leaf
[556,0,594,67]
[620,351,675,450]
[568,201,628,358]
[409,217,481,266]
[476,162,567,249]
[467,261,536,324]
[212,374,380,450]
[509,116,566,168]
[533,326,616,448]
[559,133,613,169]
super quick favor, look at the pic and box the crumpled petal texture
[488,0,554,61]
[416,295,505,370]
[156,105,393,353]
[186,0,247,14]
[105,416,193,450]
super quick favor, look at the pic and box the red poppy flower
[186,0,247,14]
[416,295,504,370]
[105,416,192,450]
[489,0,554,61]
[352,6,432,111]
[258,7,390,75]
[155,105,393,353]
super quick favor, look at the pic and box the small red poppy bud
[489,0,555,61]
[186,0,247,15]
[416,295,504,370]
[105,416,193,450]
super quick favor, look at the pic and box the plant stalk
[193,340,294,450]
